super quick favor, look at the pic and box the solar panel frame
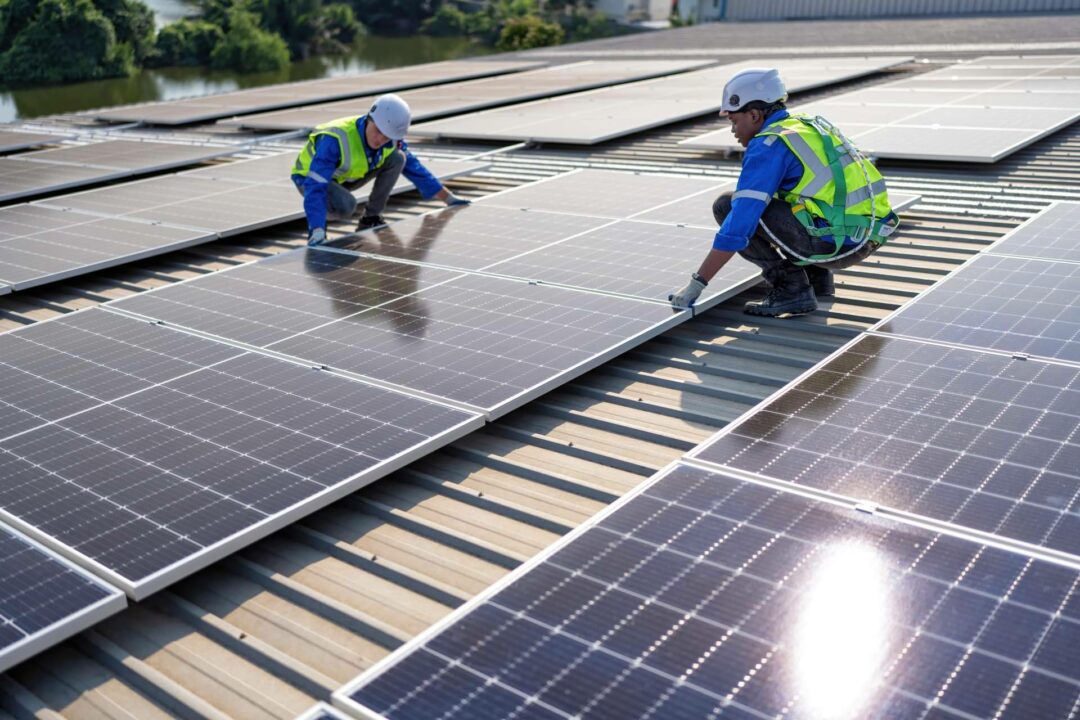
[223,60,716,132]
[411,56,913,145]
[336,460,1080,720]
[985,201,1080,264]
[0,520,125,674]
[873,253,1080,365]
[297,702,353,720]
[0,308,483,599]
[687,333,1080,562]
[93,60,544,125]
[0,130,72,154]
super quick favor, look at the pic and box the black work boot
[804,265,835,297]
[744,267,817,317]
[357,214,386,231]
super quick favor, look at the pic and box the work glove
[307,227,327,247]
[668,273,707,309]
[444,192,471,207]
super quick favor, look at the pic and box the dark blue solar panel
[340,464,1080,720]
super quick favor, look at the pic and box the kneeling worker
[292,93,470,247]
[669,68,899,316]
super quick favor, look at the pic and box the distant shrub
[496,14,562,51]
[210,7,290,72]
[420,4,467,36]
[152,18,223,66]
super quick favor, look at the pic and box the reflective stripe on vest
[293,116,394,183]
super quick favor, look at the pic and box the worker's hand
[668,273,707,309]
[307,227,327,247]
[444,192,471,207]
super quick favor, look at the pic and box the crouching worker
[292,93,471,247]
[669,68,900,316]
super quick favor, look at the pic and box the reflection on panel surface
[693,334,1080,557]
[342,463,1080,720]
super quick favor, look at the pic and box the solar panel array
[0,130,70,153]
[0,139,234,203]
[682,55,1080,162]
[988,200,1080,263]
[337,201,1080,720]
[0,522,125,673]
[9,154,483,291]
[93,60,542,125]
[225,60,715,131]
[410,56,912,145]
[339,463,1080,720]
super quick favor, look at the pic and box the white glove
[668,274,707,308]
[307,227,327,247]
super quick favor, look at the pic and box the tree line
[0,0,627,88]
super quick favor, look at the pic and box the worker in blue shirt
[670,69,899,316]
[292,94,470,246]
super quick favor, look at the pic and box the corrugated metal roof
[2,29,1079,719]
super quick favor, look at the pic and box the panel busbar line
[986,201,1080,264]
[0,521,125,674]
[411,56,912,145]
[223,60,715,131]
[876,253,1080,365]
[0,308,482,598]
[682,54,1080,162]
[93,60,543,126]
[688,334,1080,559]
[0,139,235,203]
[338,462,1080,720]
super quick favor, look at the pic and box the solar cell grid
[0,309,480,597]
[0,521,124,673]
[877,254,1080,364]
[267,272,687,415]
[341,204,612,271]
[0,160,110,202]
[486,219,759,309]
[0,204,101,240]
[691,334,1080,558]
[17,140,231,171]
[0,131,69,153]
[341,463,1080,720]
[989,201,1080,263]
[112,249,463,347]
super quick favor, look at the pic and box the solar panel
[296,702,352,720]
[0,521,125,673]
[877,254,1080,365]
[0,218,213,290]
[112,249,465,347]
[411,56,912,145]
[93,60,543,125]
[33,175,249,217]
[266,273,689,417]
[342,204,612,271]
[482,169,730,219]
[0,204,105,240]
[690,334,1080,558]
[0,140,234,203]
[339,461,1080,720]
[224,60,715,131]
[682,55,1080,162]
[181,152,299,184]
[0,130,70,153]
[988,201,1080,263]
[0,308,481,598]
[486,220,760,310]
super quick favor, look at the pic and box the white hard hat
[369,94,412,141]
[720,68,788,113]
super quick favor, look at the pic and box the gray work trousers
[712,191,877,276]
[297,148,406,221]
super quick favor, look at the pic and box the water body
[0,1,491,124]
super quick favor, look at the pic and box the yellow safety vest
[755,114,898,263]
[293,116,395,184]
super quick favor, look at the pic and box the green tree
[495,14,562,51]
[349,0,438,35]
[420,3,467,36]
[209,6,289,72]
[97,0,155,62]
[151,18,223,66]
[0,0,134,86]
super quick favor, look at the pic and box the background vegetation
[0,0,631,88]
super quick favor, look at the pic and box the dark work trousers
[712,191,878,283]
[346,148,405,217]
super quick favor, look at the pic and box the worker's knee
[712,191,733,226]
[380,149,405,172]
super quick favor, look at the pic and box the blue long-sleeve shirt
[292,115,442,231]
